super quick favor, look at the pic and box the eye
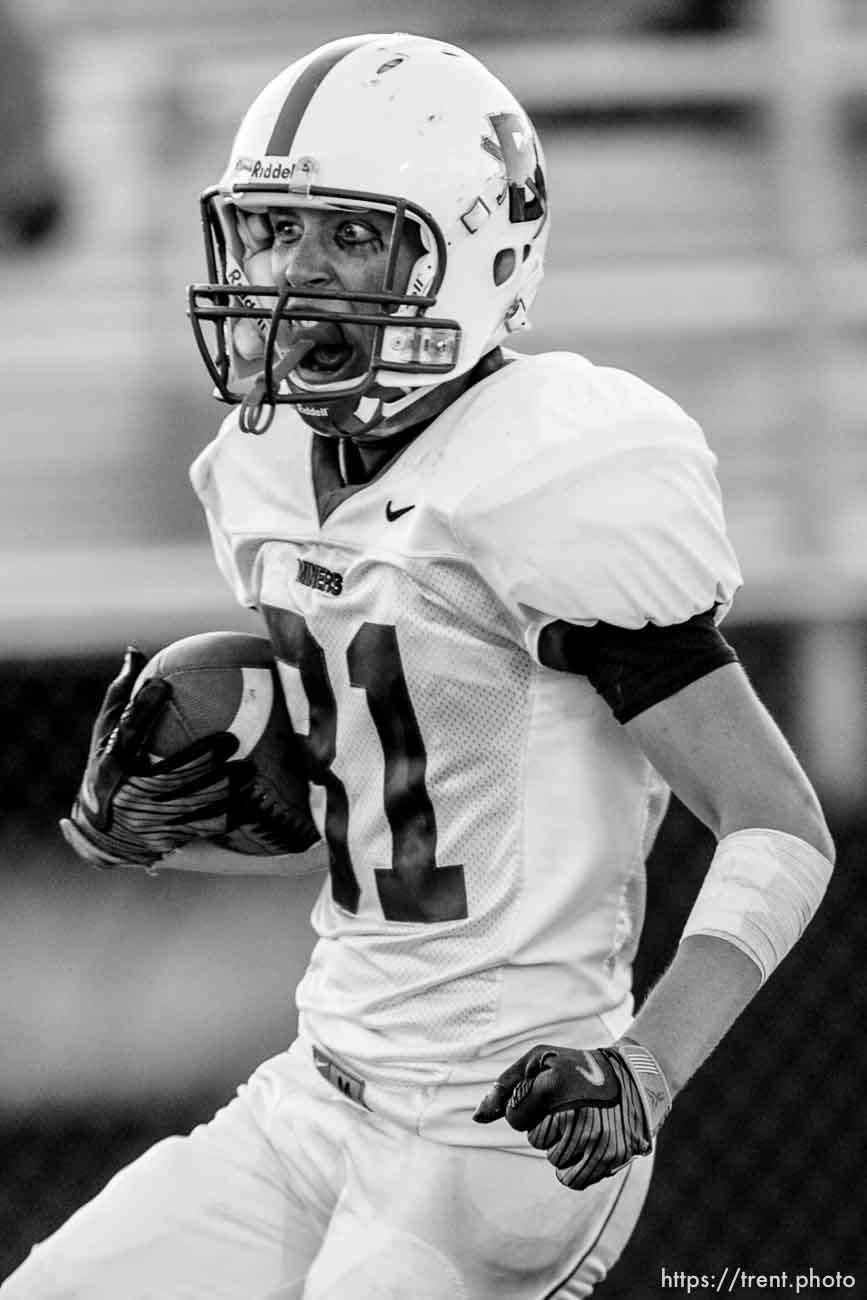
[336,220,383,250]
[267,213,301,243]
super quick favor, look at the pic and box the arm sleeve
[537,606,739,722]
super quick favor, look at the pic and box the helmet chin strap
[299,350,505,441]
[332,395,389,439]
[332,385,430,440]
[243,345,505,441]
[294,377,433,441]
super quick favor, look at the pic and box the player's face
[263,206,424,387]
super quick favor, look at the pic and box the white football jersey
[191,351,742,1106]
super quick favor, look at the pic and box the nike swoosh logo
[574,1052,606,1087]
[385,501,415,522]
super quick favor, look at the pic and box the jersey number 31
[263,605,468,925]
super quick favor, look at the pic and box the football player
[7,32,834,1300]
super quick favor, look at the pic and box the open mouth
[291,320,357,379]
[304,342,353,374]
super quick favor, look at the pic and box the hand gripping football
[135,631,320,856]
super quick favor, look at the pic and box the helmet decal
[482,113,547,224]
[265,34,376,156]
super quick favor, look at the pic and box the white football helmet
[188,32,549,437]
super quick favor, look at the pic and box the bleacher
[2,3,866,797]
[3,4,867,636]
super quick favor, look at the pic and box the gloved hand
[60,647,272,868]
[473,1039,671,1190]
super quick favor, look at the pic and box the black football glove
[473,1040,671,1190]
[60,647,318,869]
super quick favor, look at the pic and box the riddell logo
[233,156,317,184]
[251,160,294,181]
[233,156,294,180]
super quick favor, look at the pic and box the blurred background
[0,0,865,1292]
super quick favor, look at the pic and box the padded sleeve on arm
[537,607,739,723]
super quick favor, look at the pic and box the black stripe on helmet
[266,34,379,156]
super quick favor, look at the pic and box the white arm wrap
[680,827,833,985]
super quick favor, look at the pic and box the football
[134,630,319,855]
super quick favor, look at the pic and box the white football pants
[2,1039,653,1299]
